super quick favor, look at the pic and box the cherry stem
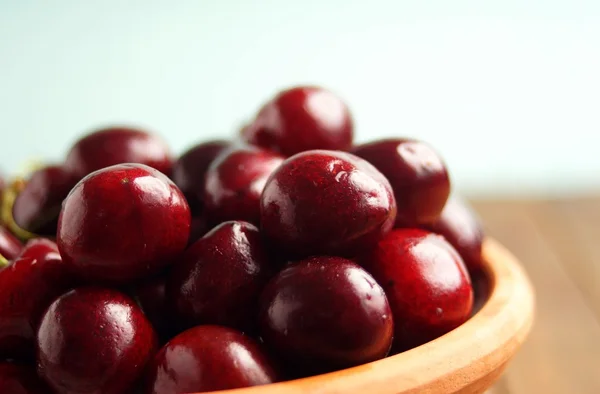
[1,178,37,241]
[0,254,8,269]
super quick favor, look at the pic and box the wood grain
[472,199,600,394]
[528,198,600,320]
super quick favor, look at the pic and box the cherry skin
[203,145,284,226]
[0,225,23,261]
[242,86,354,156]
[0,238,72,360]
[359,228,473,352]
[64,126,173,179]
[0,362,51,394]
[57,163,191,283]
[144,325,279,394]
[352,138,450,227]
[259,256,393,375]
[424,196,485,272]
[171,140,230,214]
[37,287,158,394]
[260,150,396,258]
[169,221,273,332]
[12,165,80,236]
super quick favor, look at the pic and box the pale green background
[1,0,599,196]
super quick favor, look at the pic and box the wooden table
[472,198,600,394]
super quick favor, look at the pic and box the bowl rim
[196,237,535,394]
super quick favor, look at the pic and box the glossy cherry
[352,138,450,227]
[242,86,354,156]
[64,126,173,178]
[171,140,230,214]
[203,145,284,226]
[144,325,279,394]
[12,165,80,236]
[0,362,51,394]
[0,225,23,261]
[359,228,473,352]
[0,238,72,360]
[260,150,396,258]
[425,196,485,272]
[57,163,191,283]
[37,287,157,394]
[259,256,393,374]
[169,221,272,331]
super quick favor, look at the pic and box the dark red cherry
[359,229,473,352]
[0,225,23,261]
[131,275,174,342]
[242,86,354,156]
[12,165,80,236]
[424,196,484,272]
[64,126,173,178]
[57,163,191,283]
[0,238,72,360]
[37,287,157,394]
[203,145,284,226]
[171,140,230,214]
[260,150,396,258]
[259,256,393,374]
[144,325,279,394]
[352,139,450,227]
[0,362,51,394]
[169,221,272,331]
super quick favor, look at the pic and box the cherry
[424,196,484,272]
[352,139,450,227]
[171,140,230,214]
[12,165,80,236]
[203,145,284,226]
[144,325,279,394]
[64,126,173,179]
[0,238,72,360]
[258,256,393,374]
[260,150,396,258]
[57,163,191,283]
[359,229,473,352]
[242,86,354,156]
[0,362,51,394]
[169,221,272,332]
[37,287,157,394]
[0,225,23,261]
[131,275,174,343]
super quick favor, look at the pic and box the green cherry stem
[0,253,9,269]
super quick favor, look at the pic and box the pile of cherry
[0,86,486,394]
